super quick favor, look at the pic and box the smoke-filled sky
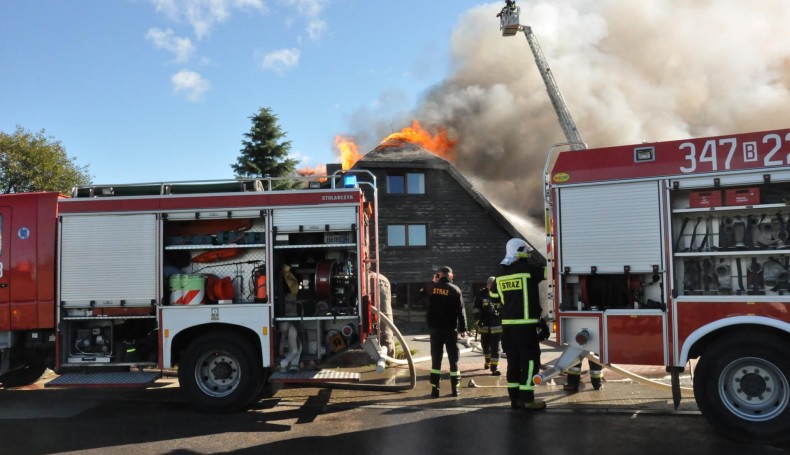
[349,0,790,232]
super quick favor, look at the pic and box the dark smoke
[348,1,790,241]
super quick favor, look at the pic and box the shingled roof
[355,139,449,168]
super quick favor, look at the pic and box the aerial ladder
[499,2,594,385]
[499,4,586,151]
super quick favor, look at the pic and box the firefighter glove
[536,318,550,341]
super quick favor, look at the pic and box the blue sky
[4,0,790,243]
[0,0,484,184]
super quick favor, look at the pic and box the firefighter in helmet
[497,0,517,17]
[427,266,468,398]
[490,238,547,410]
[472,276,502,375]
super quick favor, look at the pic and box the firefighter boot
[591,378,603,390]
[564,365,581,392]
[521,390,547,411]
[591,364,604,390]
[450,374,461,397]
[430,372,441,398]
[508,387,521,410]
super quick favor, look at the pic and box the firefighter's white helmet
[501,238,530,266]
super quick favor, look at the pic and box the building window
[387,173,425,194]
[387,224,428,247]
[387,175,404,194]
[407,173,425,194]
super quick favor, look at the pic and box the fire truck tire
[0,360,47,388]
[693,332,790,443]
[179,332,262,413]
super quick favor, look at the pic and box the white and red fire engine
[0,173,386,412]
[539,127,790,441]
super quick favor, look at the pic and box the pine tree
[232,107,299,189]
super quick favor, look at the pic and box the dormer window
[387,173,425,194]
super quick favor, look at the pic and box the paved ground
[274,333,699,414]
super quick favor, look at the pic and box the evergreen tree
[232,107,300,189]
[0,126,91,194]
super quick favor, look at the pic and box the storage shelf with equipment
[162,214,268,305]
[165,243,265,250]
[273,243,356,249]
[672,183,790,298]
[673,202,790,214]
[271,226,361,363]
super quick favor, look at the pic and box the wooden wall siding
[365,167,518,297]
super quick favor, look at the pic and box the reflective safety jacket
[490,254,546,325]
[472,287,502,329]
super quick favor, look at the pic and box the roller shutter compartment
[558,181,663,274]
[60,214,158,306]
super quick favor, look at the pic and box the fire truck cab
[0,175,382,412]
[545,128,790,442]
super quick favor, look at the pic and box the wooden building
[350,140,528,325]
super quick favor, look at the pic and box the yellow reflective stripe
[489,291,499,299]
[450,371,460,377]
[507,382,519,389]
[431,369,442,375]
[502,319,539,324]
[520,360,535,391]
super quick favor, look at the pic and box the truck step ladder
[45,371,162,388]
[269,369,360,384]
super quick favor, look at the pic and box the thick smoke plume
[350,0,790,238]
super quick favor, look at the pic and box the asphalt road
[1,377,788,455]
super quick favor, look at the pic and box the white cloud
[280,0,329,40]
[281,0,325,18]
[146,27,196,63]
[171,69,211,101]
[150,0,267,39]
[306,18,327,40]
[261,48,300,72]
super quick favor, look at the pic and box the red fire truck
[0,174,384,412]
[539,127,790,441]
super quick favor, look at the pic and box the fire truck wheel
[179,332,262,413]
[0,360,47,388]
[694,332,790,443]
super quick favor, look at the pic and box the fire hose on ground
[491,338,693,392]
[316,305,417,391]
[461,336,693,392]
[307,313,691,394]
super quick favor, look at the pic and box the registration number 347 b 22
[679,132,790,173]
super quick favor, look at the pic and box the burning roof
[337,120,457,170]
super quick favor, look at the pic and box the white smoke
[351,0,790,230]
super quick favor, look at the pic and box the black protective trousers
[480,329,501,370]
[501,324,540,402]
[429,329,460,373]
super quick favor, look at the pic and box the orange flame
[330,121,457,170]
[381,120,457,162]
[335,135,362,170]
[296,164,327,177]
